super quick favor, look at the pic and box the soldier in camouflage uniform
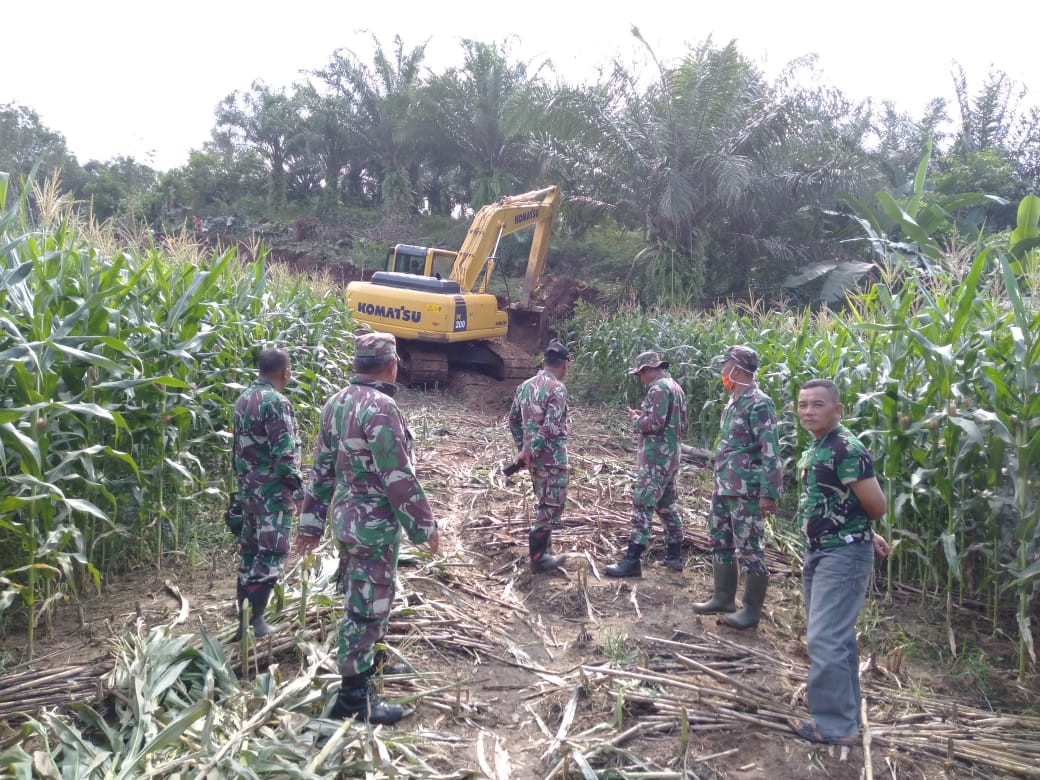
[296,333,439,725]
[231,348,305,640]
[788,379,890,746]
[694,346,782,629]
[606,351,688,578]
[508,340,571,573]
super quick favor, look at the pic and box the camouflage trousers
[530,466,568,533]
[629,466,683,547]
[336,536,401,677]
[710,494,767,576]
[238,510,293,586]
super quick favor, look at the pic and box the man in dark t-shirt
[789,379,891,747]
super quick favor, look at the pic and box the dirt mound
[536,274,603,323]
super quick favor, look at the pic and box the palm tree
[312,35,429,216]
[425,39,544,209]
[532,33,878,305]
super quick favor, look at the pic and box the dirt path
[4,389,1035,778]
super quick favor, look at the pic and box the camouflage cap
[713,345,759,373]
[355,332,399,361]
[544,339,571,361]
[628,350,670,374]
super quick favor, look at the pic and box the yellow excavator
[345,186,560,384]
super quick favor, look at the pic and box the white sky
[5,0,1034,171]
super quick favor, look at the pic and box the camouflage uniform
[509,368,569,533]
[629,366,687,547]
[711,388,782,575]
[299,342,436,678]
[233,377,304,588]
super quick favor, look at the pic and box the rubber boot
[231,581,248,641]
[529,529,565,573]
[605,542,645,578]
[720,572,768,630]
[662,541,683,571]
[242,581,284,637]
[693,563,738,614]
[331,674,406,725]
[373,648,412,676]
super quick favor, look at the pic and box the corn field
[561,205,1040,679]
[0,174,357,657]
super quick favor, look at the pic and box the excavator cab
[386,244,457,279]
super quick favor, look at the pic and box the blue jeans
[802,540,875,739]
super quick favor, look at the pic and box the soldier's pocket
[345,562,394,621]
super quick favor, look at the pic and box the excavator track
[397,339,537,386]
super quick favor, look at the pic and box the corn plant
[564,195,1040,678]
[0,177,357,655]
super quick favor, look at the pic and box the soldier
[694,345,782,629]
[296,333,439,725]
[788,379,890,745]
[231,348,305,639]
[508,340,571,573]
[606,351,688,577]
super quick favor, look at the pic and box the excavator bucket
[506,304,548,356]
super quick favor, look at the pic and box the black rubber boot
[720,572,768,630]
[231,582,248,641]
[239,581,283,638]
[693,563,738,614]
[662,541,683,571]
[331,674,406,724]
[529,529,565,573]
[373,648,412,676]
[605,542,645,578]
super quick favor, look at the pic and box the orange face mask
[721,369,736,391]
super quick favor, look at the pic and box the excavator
[345,186,560,384]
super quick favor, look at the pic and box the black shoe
[331,675,406,725]
[693,563,738,614]
[605,542,645,578]
[662,541,683,571]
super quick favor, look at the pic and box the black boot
[662,541,683,571]
[529,529,565,573]
[373,648,412,676]
[605,542,645,578]
[720,572,768,630]
[234,581,284,639]
[231,582,248,641]
[693,563,738,614]
[331,674,406,724]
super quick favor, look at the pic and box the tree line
[2,32,1038,304]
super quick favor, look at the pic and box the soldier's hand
[518,449,532,466]
[295,534,321,556]
[626,407,640,421]
[294,498,304,515]
[425,529,440,556]
[873,534,891,560]
[759,497,777,516]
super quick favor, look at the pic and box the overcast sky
[5,0,1034,171]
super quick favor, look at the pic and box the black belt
[809,528,873,552]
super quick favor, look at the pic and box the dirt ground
[3,389,1037,778]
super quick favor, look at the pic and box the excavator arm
[449,186,560,298]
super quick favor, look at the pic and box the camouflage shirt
[713,388,783,499]
[232,378,304,514]
[796,424,875,546]
[634,376,687,471]
[509,369,569,468]
[299,376,436,549]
